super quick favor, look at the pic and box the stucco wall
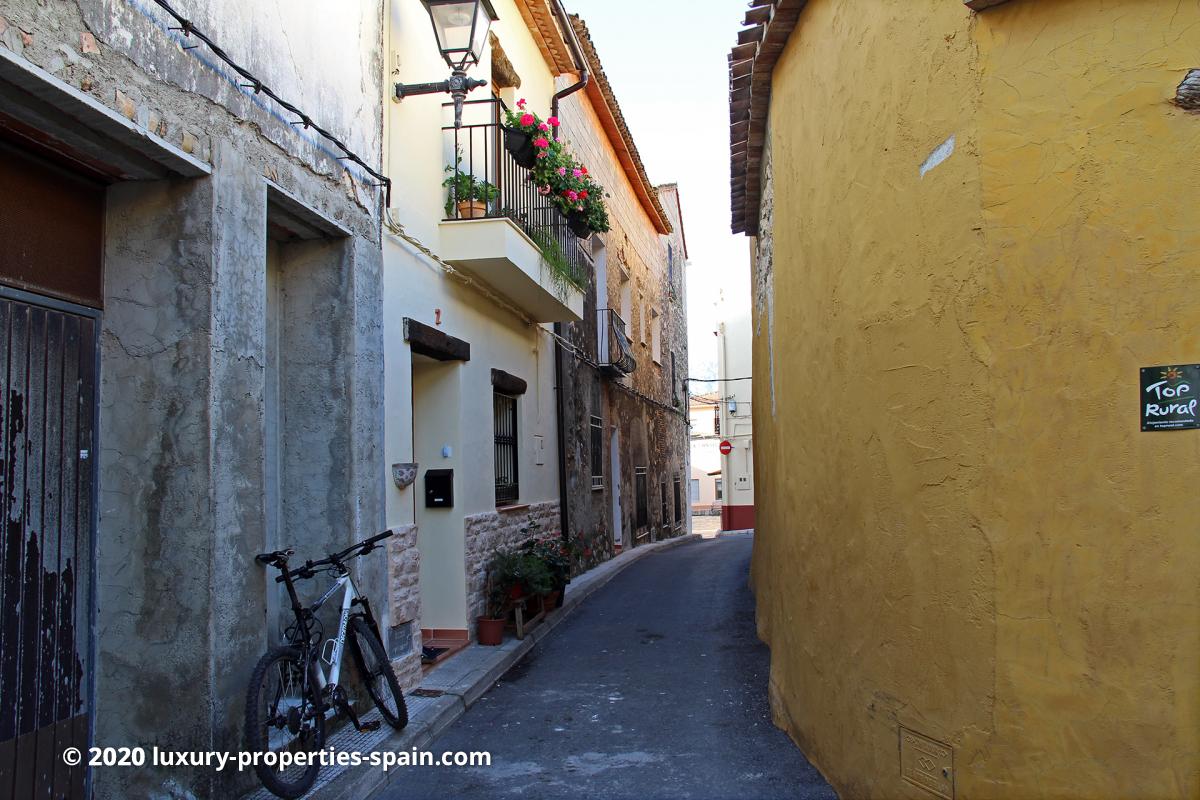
[752,1,1200,798]
[381,0,563,640]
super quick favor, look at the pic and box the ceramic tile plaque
[900,726,954,799]
[1140,365,1200,431]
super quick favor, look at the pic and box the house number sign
[1141,365,1200,431]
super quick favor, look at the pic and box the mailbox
[424,469,454,508]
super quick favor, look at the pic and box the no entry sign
[719,440,733,455]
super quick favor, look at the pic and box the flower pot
[509,584,525,600]
[503,127,538,169]
[566,210,591,239]
[477,617,505,646]
[456,200,488,219]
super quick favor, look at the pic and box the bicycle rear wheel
[348,616,408,730]
[244,646,326,799]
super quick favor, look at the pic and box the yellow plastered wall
[752,1,1200,798]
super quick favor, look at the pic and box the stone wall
[464,501,560,630]
[385,525,422,691]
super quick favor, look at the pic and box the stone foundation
[464,501,561,634]
[385,525,423,691]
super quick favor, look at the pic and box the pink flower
[572,168,583,178]
[538,122,549,132]
[533,137,549,149]
[557,166,567,176]
[520,113,535,127]
[517,98,527,109]
[536,151,548,159]
[547,116,560,127]
[567,190,579,201]
[537,184,551,195]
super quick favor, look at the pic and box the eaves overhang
[728,0,1014,235]
[570,15,671,236]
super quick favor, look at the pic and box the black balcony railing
[597,308,636,375]
[443,98,589,292]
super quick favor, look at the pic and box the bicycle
[246,529,408,798]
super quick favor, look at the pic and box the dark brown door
[0,290,96,799]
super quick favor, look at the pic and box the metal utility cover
[900,726,954,799]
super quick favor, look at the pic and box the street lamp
[395,0,496,128]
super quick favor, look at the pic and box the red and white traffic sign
[719,440,733,455]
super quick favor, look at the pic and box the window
[494,392,519,506]
[670,353,679,405]
[674,477,682,523]
[715,478,724,501]
[690,478,700,503]
[590,415,604,490]
[635,467,648,529]
[714,407,720,436]
[651,309,661,364]
[660,480,668,526]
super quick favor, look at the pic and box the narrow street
[377,535,835,800]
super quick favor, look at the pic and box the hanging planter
[502,126,539,169]
[566,210,591,239]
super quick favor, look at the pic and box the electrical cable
[147,0,391,204]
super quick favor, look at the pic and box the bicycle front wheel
[244,646,326,799]
[348,616,408,730]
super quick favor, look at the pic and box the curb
[308,533,703,800]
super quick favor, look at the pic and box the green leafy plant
[520,517,571,591]
[442,152,498,218]
[530,226,584,299]
[489,547,554,603]
[507,98,610,234]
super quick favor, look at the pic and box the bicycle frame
[307,571,360,691]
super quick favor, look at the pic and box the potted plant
[521,520,572,610]
[477,570,506,646]
[503,98,557,169]
[443,155,499,219]
[536,156,610,239]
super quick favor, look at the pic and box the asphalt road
[378,535,836,800]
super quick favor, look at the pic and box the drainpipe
[551,0,588,548]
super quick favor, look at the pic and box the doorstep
[291,532,702,800]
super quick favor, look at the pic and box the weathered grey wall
[0,0,386,796]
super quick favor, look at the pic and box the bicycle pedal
[358,720,382,732]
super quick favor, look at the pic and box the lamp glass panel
[428,2,477,54]
[469,8,492,63]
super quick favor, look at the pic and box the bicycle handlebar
[263,529,395,584]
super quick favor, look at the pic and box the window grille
[673,477,682,524]
[590,415,604,489]
[715,478,724,501]
[714,407,720,436]
[494,392,519,506]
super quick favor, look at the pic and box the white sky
[563,0,750,388]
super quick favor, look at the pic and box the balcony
[437,99,587,323]
[597,308,636,375]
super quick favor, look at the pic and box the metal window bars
[442,98,589,291]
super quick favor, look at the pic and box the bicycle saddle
[254,548,294,566]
